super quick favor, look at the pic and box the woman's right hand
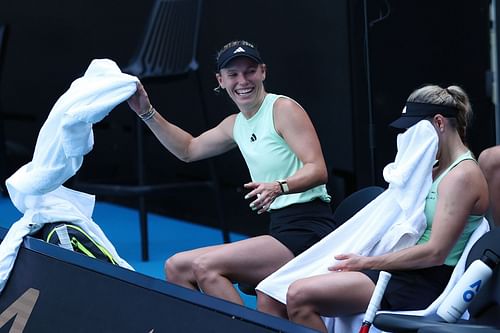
[128,82,152,116]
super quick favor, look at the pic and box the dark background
[0,0,495,237]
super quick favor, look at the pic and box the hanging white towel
[6,59,138,208]
[0,59,138,294]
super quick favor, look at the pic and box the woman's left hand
[244,181,282,214]
[328,253,368,272]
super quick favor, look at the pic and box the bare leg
[256,291,288,319]
[479,146,500,226]
[165,244,225,290]
[286,272,375,333]
[192,235,294,305]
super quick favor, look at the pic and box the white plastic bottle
[437,250,498,323]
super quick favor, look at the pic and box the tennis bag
[39,222,117,265]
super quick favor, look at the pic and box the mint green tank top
[417,151,483,266]
[233,93,331,210]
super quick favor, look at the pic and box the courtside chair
[332,185,385,225]
[74,0,228,261]
[0,24,7,196]
[237,186,385,296]
[373,227,500,333]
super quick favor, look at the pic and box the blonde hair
[407,84,472,141]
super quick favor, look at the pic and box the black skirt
[269,199,338,256]
[361,265,455,311]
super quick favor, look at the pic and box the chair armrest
[374,313,500,333]
[373,313,445,333]
[418,324,500,333]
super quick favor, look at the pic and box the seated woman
[256,84,489,333]
[126,40,337,305]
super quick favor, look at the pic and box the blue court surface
[0,196,257,309]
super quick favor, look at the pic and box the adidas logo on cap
[233,46,246,54]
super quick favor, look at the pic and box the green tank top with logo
[233,93,331,210]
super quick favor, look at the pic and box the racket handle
[363,271,392,324]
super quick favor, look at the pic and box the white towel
[0,59,138,294]
[6,59,138,209]
[256,120,438,304]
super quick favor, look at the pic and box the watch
[277,179,289,193]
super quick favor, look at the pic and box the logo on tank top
[250,133,257,142]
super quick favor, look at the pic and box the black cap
[390,102,459,129]
[216,44,263,72]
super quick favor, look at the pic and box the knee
[192,254,218,284]
[165,253,190,282]
[286,280,315,318]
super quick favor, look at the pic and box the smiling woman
[126,39,338,307]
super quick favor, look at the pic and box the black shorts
[269,199,338,256]
[361,265,454,311]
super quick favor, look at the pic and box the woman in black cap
[127,40,337,305]
[257,84,489,332]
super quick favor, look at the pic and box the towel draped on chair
[0,59,138,294]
